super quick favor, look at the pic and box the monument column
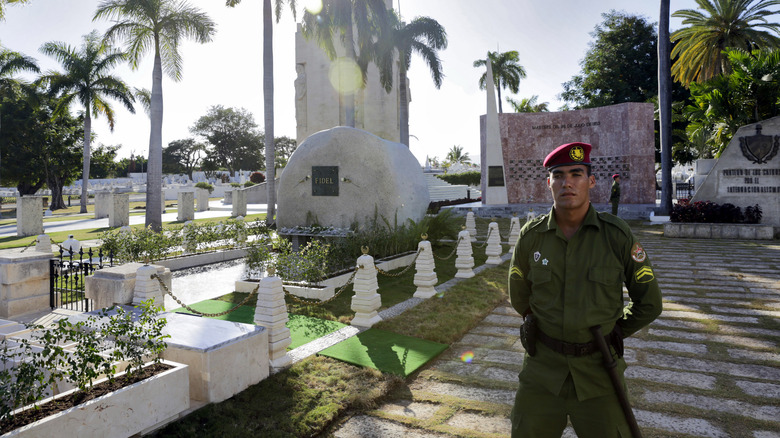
[483,59,508,205]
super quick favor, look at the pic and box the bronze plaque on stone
[488,166,505,187]
[312,166,339,196]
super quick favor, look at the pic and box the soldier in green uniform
[610,173,621,216]
[509,142,662,437]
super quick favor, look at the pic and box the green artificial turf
[317,328,448,377]
[169,300,346,349]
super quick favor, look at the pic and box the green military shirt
[509,204,662,401]
[610,180,621,202]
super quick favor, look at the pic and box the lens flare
[328,57,362,95]
[302,0,323,14]
[460,351,475,363]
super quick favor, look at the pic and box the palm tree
[374,12,447,146]
[94,0,215,231]
[301,0,390,127]
[39,30,136,213]
[507,95,549,113]
[660,0,673,215]
[0,0,30,21]
[473,50,526,113]
[0,47,39,217]
[446,145,470,164]
[671,0,780,86]
[226,0,297,227]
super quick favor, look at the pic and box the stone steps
[332,229,780,438]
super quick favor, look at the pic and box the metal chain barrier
[18,238,38,253]
[433,236,463,260]
[475,227,493,248]
[153,273,259,317]
[376,247,424,276]
[283,266,359,306]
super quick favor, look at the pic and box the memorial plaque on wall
[312,166,339,196]
[488,166,505,187]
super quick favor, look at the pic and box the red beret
[543,142,592,169]
[612,173,620,179]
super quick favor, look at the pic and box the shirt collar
[537,203,601,233]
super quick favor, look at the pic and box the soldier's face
[547,165,595,211]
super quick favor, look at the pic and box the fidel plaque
[488,166,505,187]
[312,166,339,196]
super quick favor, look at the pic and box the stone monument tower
[294,0,402,144]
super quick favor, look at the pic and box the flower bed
[1,360,189,437]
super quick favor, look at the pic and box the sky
[0,0,700,167]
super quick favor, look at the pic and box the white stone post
[454,229,475,278]
[132,264,163,307]
[526,208,537,222]
[232,188,247,218]
[413,239,438,298]
[351,253,382,328]
[94,192,112,219]
[0,249,51,318]
[508,215,521,250]
[17,196,43,237]
[35,234,51,253]
[253,274,292,369]
[177,191,195,222]
[109,193,130,228]
[485,221,503,265]
[465,211,477,242]
[195,187,210,212]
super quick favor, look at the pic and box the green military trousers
[511,373,632,438]
[611,200,619,216]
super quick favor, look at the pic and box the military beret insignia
[569,145,585,162]
[631,242,647,263]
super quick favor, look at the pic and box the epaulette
[597,211,632,238]
[519,213,548,238]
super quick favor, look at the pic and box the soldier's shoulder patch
[510,266,524,279]
[635,266,654,283]
[519,214,548,237]
[631,242,647,263]
[598,211,632,238]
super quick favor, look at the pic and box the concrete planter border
[234,251,419,296]
[2,359,189,437]
[663,223,775,240]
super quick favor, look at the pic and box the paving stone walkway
[331,227,780,438]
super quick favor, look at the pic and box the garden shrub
[670,200,762,224]
[275,239,329,285]
[250,172,265,184]
[194,182,214,194]
[435,171,480,186]
[0,300,168,421]
[243,181,256,188]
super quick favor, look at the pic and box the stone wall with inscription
[277,127,429,230]
[692,118,780,226]
[480,102,656,205]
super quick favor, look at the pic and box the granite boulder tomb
[277,127,429,230]
[692,117,780,226]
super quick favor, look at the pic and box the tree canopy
[190,105,264,173]
[560,10,658,109]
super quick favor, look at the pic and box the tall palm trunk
[659,0,673,215]
[263,0,276,225]
[343,23,356,127]
[80,109,92,213]
[399,58,409,146]
[146,47,164,231]
[496,78,503,114]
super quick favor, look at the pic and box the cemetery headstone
[177,191,195,222]
[95,192,112,219]
[109,193,130,228]
[692,118,780,226]
[17,196,43,237]
[277,127,429,230]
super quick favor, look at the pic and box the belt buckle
[576,344,591,357]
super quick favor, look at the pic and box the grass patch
[154,356,400,438]
[0,212,266,250]
[374,262,510,344]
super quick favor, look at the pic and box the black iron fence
[656,182,695,201]
[50,247,113,312]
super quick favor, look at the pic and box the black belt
[537,327,618,357]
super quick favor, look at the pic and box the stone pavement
[331,227,780,438]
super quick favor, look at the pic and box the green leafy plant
[243,237,272,279]
[243,181,256,188]
[435,171,480,186]
[194,182,214,194]
[275,239,330,285]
